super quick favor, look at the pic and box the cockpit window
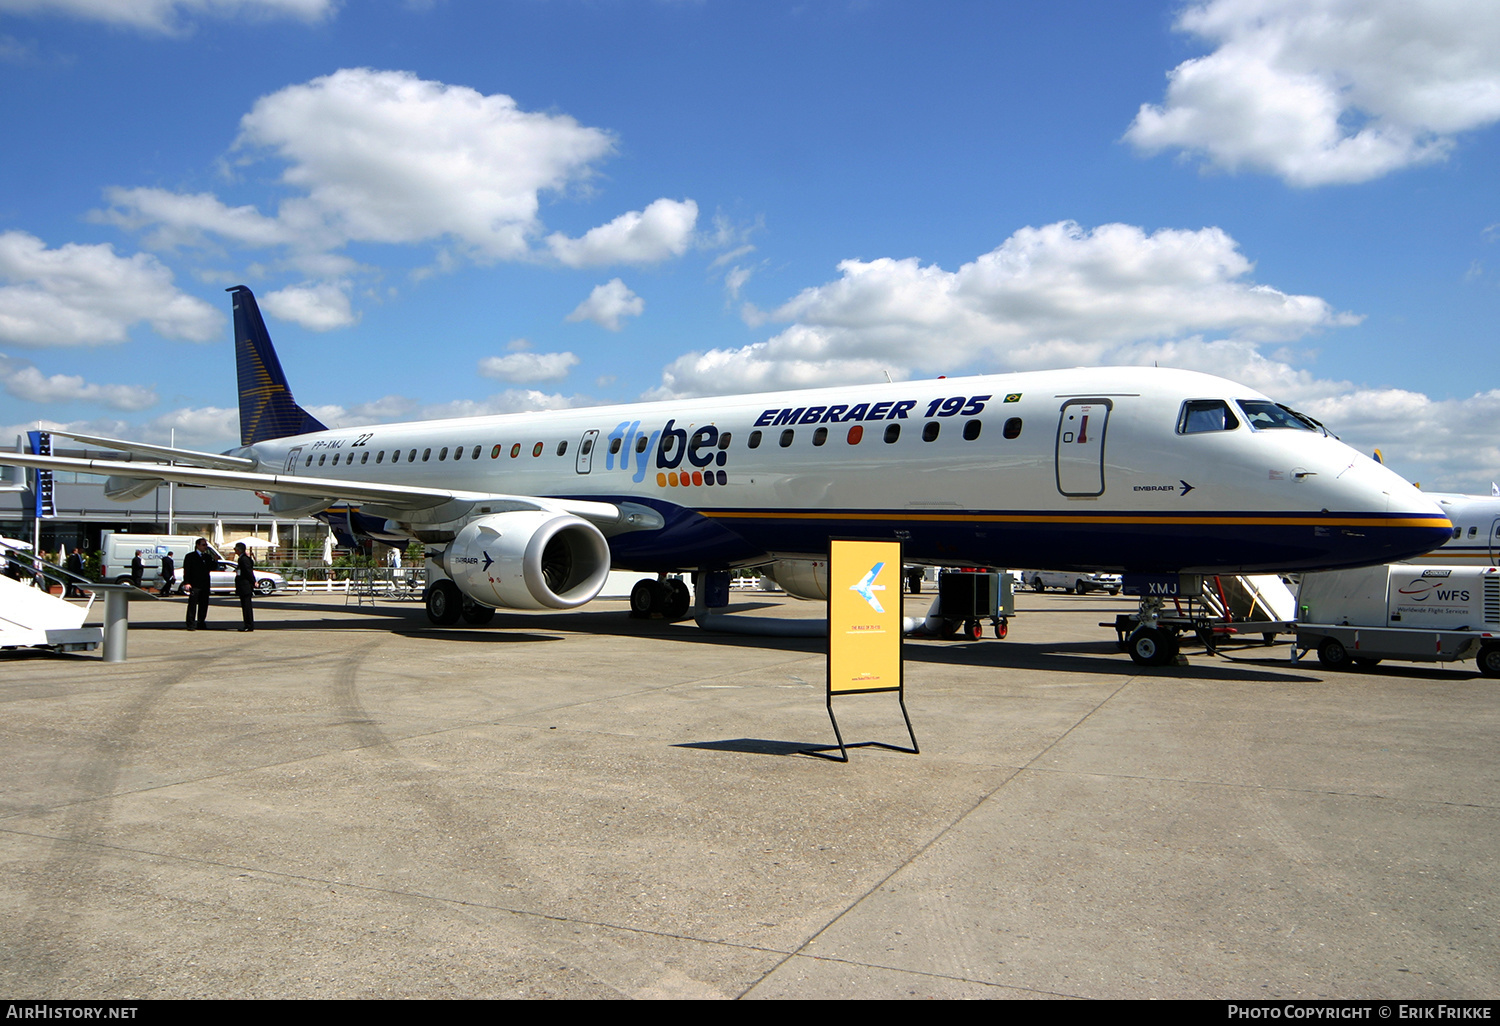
[1236,400,1315,431]
[1177,400,1240,434]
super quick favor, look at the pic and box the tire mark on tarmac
[6,648,233,995]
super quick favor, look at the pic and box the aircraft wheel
[1316,637,1350,670]
[1351,657,1381,670]
[629,579,661,618]
[661,578,691,620]
[256,578,275,596]
[1477,644,1500,678]
[1031,577,1044,593]
[461,602,496,626]
[425,580,463,626]
[1128,627,1177,666]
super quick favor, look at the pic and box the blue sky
[1,0,1497,490]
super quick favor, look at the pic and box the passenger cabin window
[472,445,482,460]
[491,445,502,459]
[635,435,649,454]
[1177,400,1240,434]
[305,455,313,467]
[609,437,622,455]
[779,429,794,447]
[422,448,432,462]
[376,451,385,463]
[453,446,462,461]
[361,452,370,464]
[557,441,568,456]
[884,423,901,443]
[964,420,982,441]
[1003,417,1022,439]
[813,427,828,446]
[718,432,732,450]
[408,449,417,462]
[748,430,762,449]
[922,422,940,442]
[1236,400,1315,431]
[438,447,448,461]
[847,425,863,444]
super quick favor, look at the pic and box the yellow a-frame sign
[821,539,918,761]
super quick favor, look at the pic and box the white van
[100,532,212,591]
[99,532,287,595]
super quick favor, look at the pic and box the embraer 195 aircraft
[2,286,1451,645]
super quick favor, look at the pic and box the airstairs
[0,548,103,654]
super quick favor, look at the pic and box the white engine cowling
[104,474,162,501]
[442,510,611,610]
[770,558,829,601]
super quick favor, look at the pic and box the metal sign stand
[813,538,919,763]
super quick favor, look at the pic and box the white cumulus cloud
[546,198,698,267]
[477,350,580,384]
[260,281,358,331]
[0,0,334,32]
[0,231,221,347]
[566,278,643,331]
[651,221,1355,396]
[1127,0,1500,186]
[0,354,158,410]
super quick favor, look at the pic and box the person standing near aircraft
[183,537,213,630]
[130,550,144,588]
[233,541,255,632]
[65,546,85,598]
[160,550,176,596]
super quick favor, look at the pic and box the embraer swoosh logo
[482,550,493,572]
[1180,480,1195,497]
[850,562,887,613]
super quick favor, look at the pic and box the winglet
[229,285,328,446]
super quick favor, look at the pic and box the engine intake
[442,510,611,610]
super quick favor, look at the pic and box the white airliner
[1413,493,1500,565]
[0,286,1451,648]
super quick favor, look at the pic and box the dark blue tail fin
[229,285,328,446]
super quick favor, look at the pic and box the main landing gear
[629,576,691,621]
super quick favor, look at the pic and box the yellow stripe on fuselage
[703,510,1451,529]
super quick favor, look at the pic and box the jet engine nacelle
[104,474,162,502]
[442,510,611,610]
[770,558,829,601]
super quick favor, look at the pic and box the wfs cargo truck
[1295,564,1500,675]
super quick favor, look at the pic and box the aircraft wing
[0,452,651,530]
[47,430,256,470]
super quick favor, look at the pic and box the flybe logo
[602,393,994,486]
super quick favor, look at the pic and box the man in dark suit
[233,541,256,632]
[183,537,213,629]
[130,550,144,588]
[65,547,85,598]
[159,551,176,596]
